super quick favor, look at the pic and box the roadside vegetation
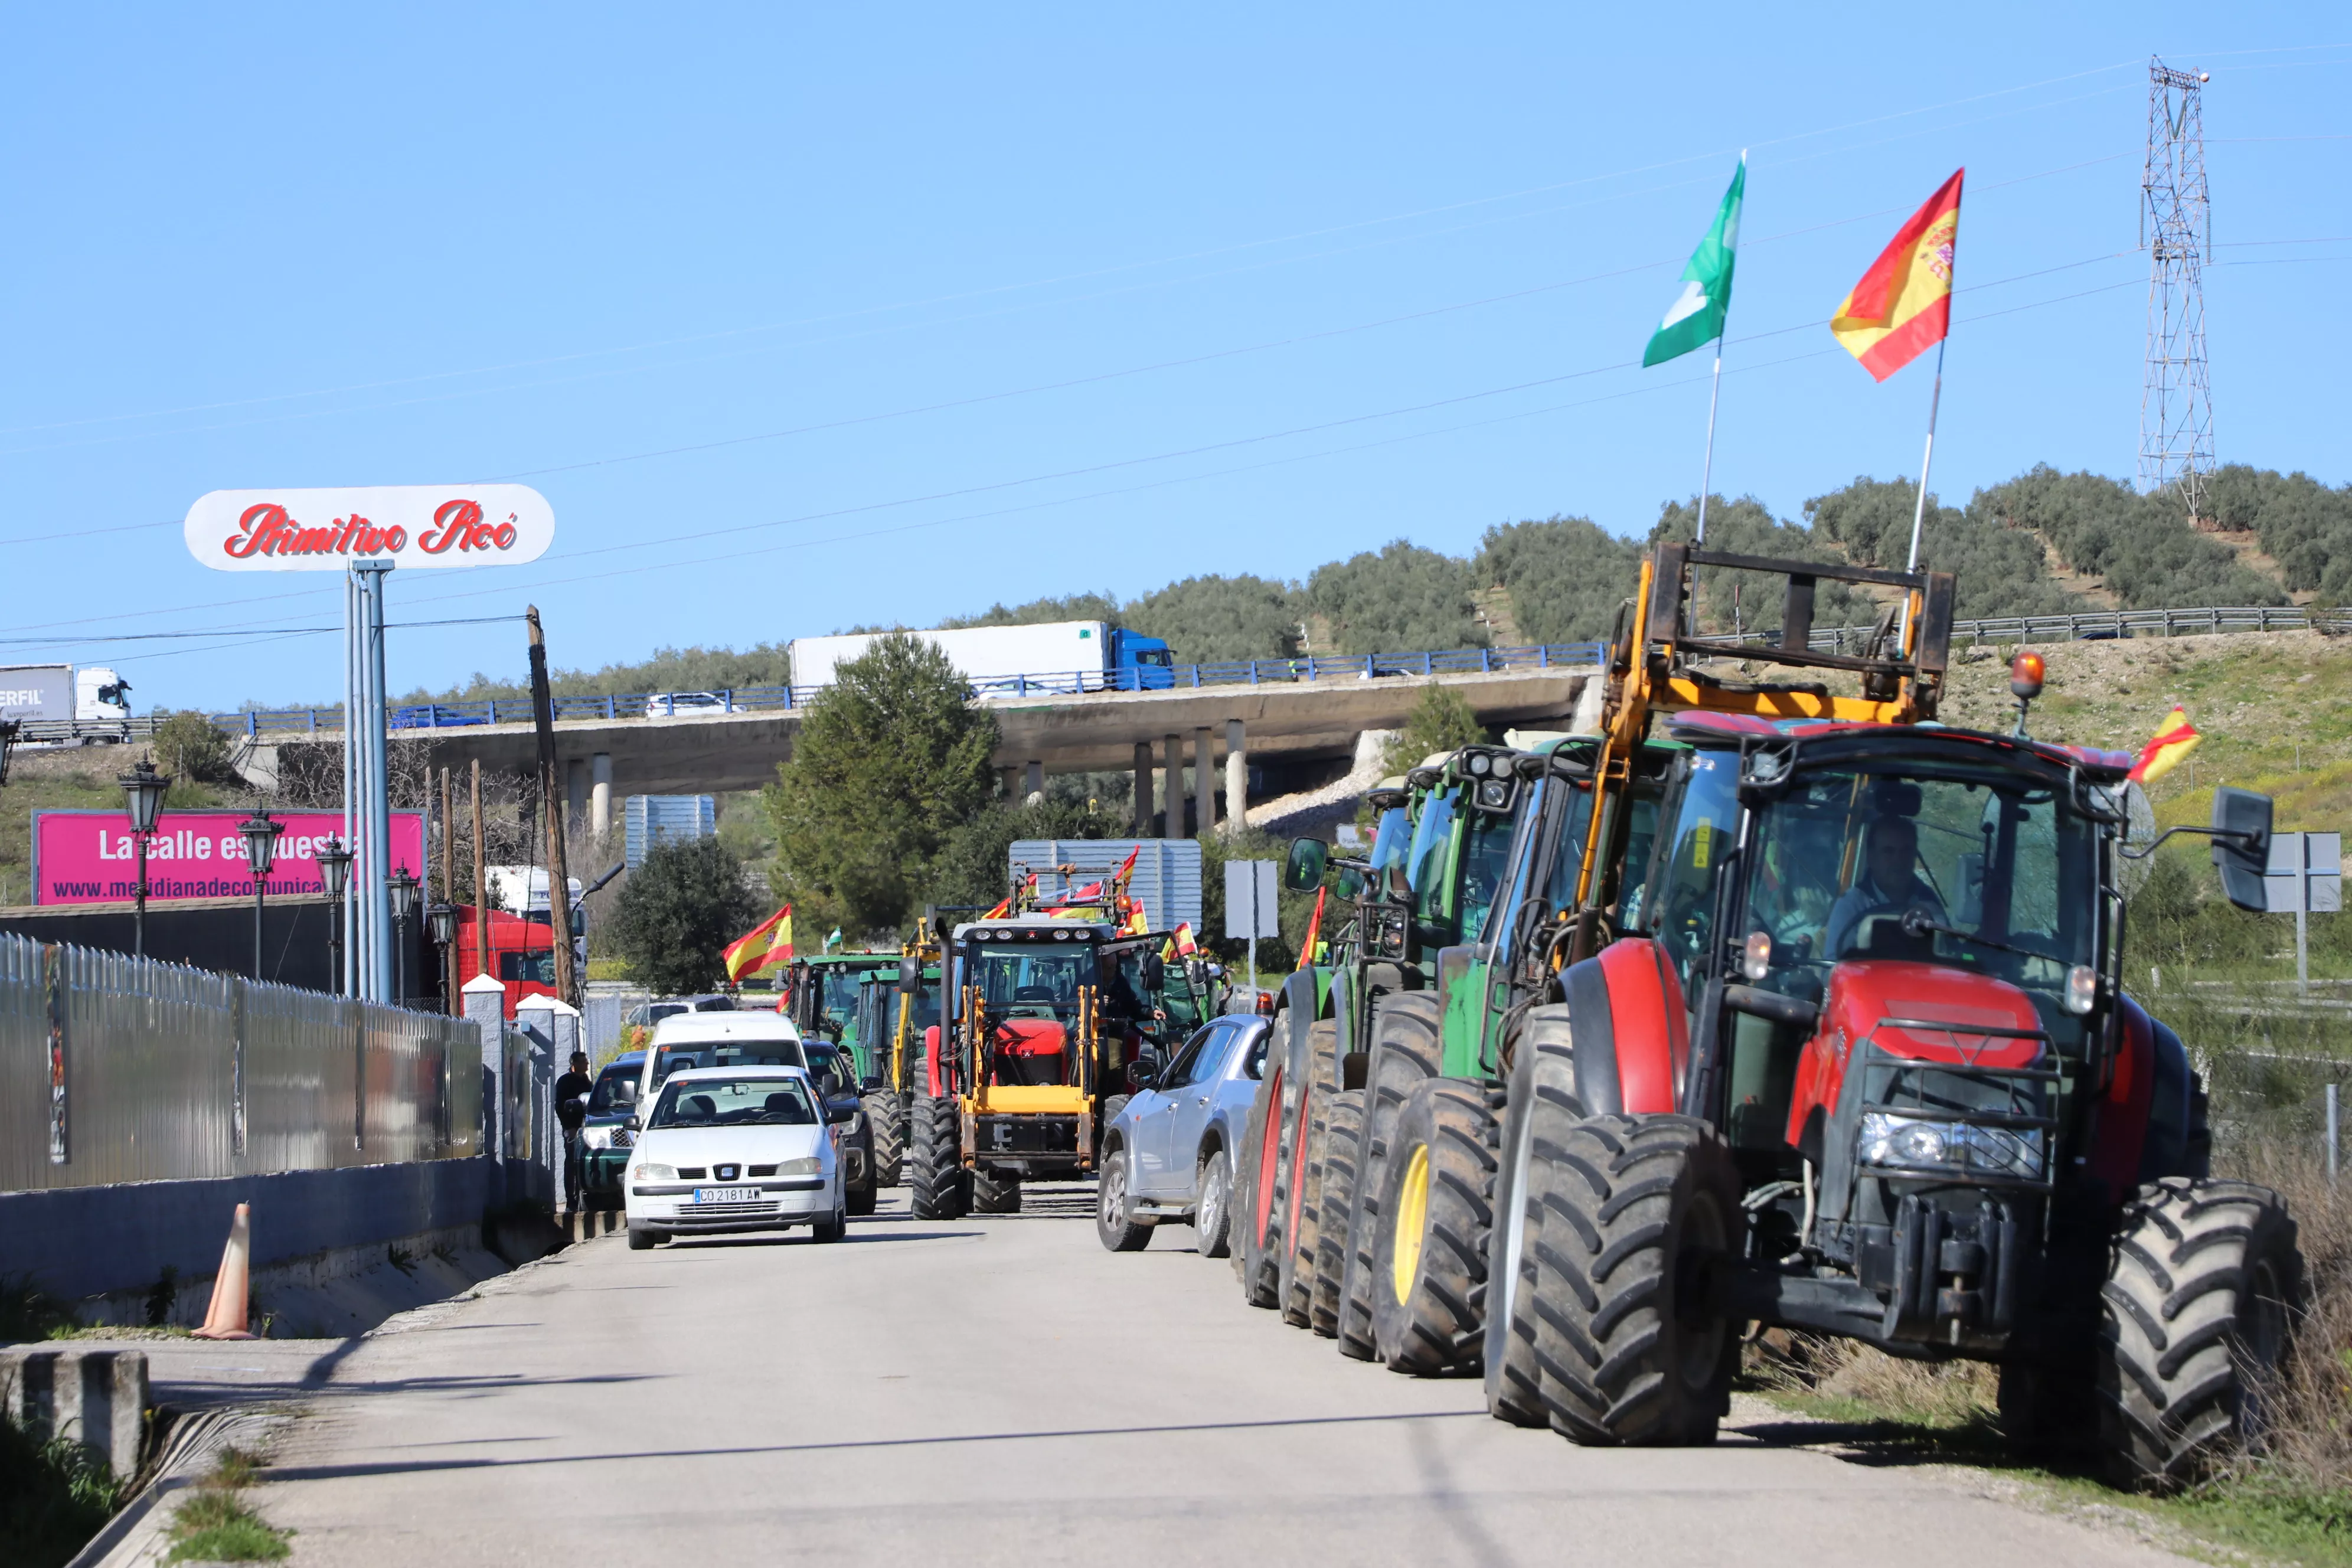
[163,1448,288,1563]
[606,837,760,995]
[0,1409,125,1568]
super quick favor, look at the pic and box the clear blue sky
[2,5,2344,711]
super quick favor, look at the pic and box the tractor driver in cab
[1824,805,1947,961]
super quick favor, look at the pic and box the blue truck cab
[1109,629,1175,690]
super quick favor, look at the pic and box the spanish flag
[2128,706,2203,785]
[723,904,794,982]
[1832,169,1963,382]
[1297,886,1329,968]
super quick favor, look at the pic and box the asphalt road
[247,1184,2195,1568]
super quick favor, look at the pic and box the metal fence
[0,933,479,1194]
[1737,603,2352,656]
[126,641,1611,739]
[12,606,2337,749]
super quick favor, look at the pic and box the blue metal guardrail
[22,602,2333,745]
[185,641,1611,738]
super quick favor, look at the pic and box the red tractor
[1481,545,2301,1484]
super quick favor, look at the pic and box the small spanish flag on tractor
[2129,706,2203,785]
[723,903,794,983]
[1832,169,1963,382]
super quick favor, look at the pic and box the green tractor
[1233,744,1525,1351]
[786,952,910,1182]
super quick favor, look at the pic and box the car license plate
[693,1185,757,1204]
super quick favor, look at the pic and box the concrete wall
[0,1155,491,1304]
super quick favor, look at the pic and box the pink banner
[32,811,426,905]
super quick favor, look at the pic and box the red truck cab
[453,904,571,1018]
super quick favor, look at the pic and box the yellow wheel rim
[1391,1143,1431,1304]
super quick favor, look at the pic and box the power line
[0,243,2203,649]
[0,60,2156,452]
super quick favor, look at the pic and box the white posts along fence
[0,933,480,1194]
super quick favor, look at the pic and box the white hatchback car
[623,1065,847,1249]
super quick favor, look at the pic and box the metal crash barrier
[0,933,480,1194]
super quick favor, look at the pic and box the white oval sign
[185,485,554,571]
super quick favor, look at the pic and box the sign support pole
[348,561,395,1003]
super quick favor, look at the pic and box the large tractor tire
[1335,992,1442,1361]
[1371,1077,1499,1375]
[1279,1019,1343,1328]
[972,1168,1022,1214]
[864,1090,906,1187]
[1485,1004,1580,1426]
[2096,1176,2303,1489]
[907,1094,970,1221]
[1233,1025,1291,1309]
[1309,1089,1366,1337]
[1528,1112,1741,1445]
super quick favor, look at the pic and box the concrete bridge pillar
[1224,720,1247,834]
[1000,765,1021,799]
[1162,734,1182,837]
[566,758,587,827]
[1133,743,1152,834]
[1024,760,1044,803]
[590,754,613,838]
[1192,728,1214,837]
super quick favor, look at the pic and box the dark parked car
[580,1050,646,1209]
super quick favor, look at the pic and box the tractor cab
[906,916,1119,1217]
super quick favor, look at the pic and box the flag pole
[1905,335,1947,570]
[1695,342,1724,545]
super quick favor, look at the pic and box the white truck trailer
[786,622,1174,696]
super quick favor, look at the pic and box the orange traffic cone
[190,1203,257,1340]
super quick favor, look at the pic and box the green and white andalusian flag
[1644,157,1745,367]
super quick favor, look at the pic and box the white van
[636,1012,809,1109]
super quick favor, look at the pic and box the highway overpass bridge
[256,648,1607,833]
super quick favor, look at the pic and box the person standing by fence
[556,1051,593,1212]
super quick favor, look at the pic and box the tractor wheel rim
[1498,1101,1533,1328]
[1391,1142,1432,1304]
[1285,1083,1314,1246]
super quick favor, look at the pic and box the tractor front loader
[909,915,1140,1219]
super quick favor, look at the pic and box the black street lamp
[238,808,283,983]
[316,836,352,996]
[116,760,172,959]
[388,868,419,1007]
[427,903,458,1014]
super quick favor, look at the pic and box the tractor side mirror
[898,955,919,991]
[1284,837,1328,893]
[1142,953,1165,990]
[2212,786,2274,912]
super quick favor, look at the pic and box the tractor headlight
[633,1162,677,1182]
[2064,965,2099,1015]
[780,1156,822,1176]
[1858,1112,2044,1181]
